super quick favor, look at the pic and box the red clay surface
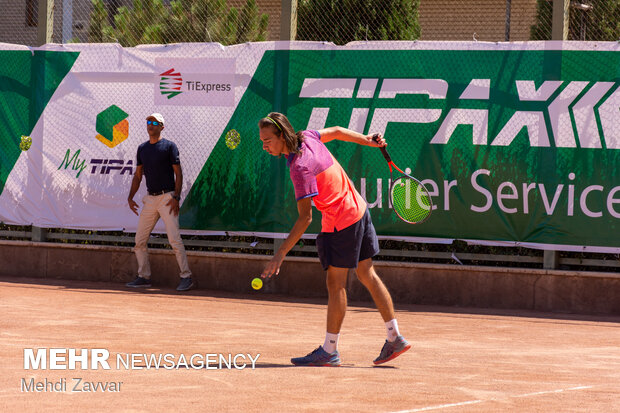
[1,276,619,412]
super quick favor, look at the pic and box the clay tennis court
[1,276,619,412]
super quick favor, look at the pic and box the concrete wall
[2,240,619,315]
[419,0,539,41]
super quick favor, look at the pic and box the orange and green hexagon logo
[95,105,129,148]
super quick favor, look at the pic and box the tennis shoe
[291,346,341,367]
[126,276,152,288]
[176,277,195,291]
[373,335,411,365]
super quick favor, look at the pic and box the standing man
[126,113,194,291]
[259,112,411,366]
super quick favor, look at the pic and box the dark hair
[258,112,304,155]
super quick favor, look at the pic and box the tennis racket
[373,134,433,224]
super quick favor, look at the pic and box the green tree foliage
[88,0,111,43]
[88,0,269,46]
[236,0,269,43]
[296,0,421,44]
[531,0,620,41]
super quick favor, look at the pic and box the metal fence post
[546,0,569,269]
[543,250,560,269]
[33,0,53,242]
[505,0,512,41]
[62,0,74,43]
[552,0,570,40]
[280,0,298,41]
[37,0,55,46]
[31,226,47,242]
[273,238,283,255]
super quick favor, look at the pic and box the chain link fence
[531,0,620,41]
[295,0,421,44]
[0,0,273,46]
[1,0,618,47]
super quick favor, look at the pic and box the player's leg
[157,194,193,291]
[356,258,395,322]
[355,209,392,319]
[290,233,345,367]
[325,265,349,338]
[127,195,159,287]
[290,265,346,367]
[355,209,411,364]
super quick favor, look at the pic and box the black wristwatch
[172,195,181,201]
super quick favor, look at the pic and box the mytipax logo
[159,68,183,99]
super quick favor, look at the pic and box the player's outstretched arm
[318,126,386,147]
[261,197,313,279]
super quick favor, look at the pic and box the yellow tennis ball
[225,129,240,150]
[251,277,263,290]
[20,135,32,151]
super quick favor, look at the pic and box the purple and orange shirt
[286,130,367,233]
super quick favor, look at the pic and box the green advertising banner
[0,42,618,252]
[181,44,620,252]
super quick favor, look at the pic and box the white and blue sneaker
[291,346,341,367]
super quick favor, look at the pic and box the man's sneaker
[373,335,411,365]
[176,277,195,291]
[291,346,341,367]
[126,276,152,288]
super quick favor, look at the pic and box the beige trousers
[134,192,191,279]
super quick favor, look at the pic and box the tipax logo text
[299,78,619,149]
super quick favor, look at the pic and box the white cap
[146,113,165,124]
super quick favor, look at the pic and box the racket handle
[372,133,392,163]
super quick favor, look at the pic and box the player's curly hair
[258,112,304,155]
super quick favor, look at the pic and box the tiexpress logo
[159,68,183,99]
[95,105,129,148]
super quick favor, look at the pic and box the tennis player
[259,112,411,366]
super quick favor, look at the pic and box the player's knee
[355,269,372,285]
[356,262,376,284]
[358,271,381,290]
[326,273,347,291]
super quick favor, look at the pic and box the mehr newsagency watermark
[20,348,260,393]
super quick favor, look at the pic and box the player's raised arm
[317,126,386,147]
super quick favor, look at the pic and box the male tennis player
[259,112,411,366]
[126,113,194,292]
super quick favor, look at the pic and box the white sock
[323,332,340,354]
[386,319,400,342]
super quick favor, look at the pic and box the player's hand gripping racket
[373,134,433,224]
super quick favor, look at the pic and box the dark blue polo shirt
[136,138,180,194]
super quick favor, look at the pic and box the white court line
[390,400,484,413]
[512,386,594,398]
[389,386,594,413]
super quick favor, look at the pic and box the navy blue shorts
[316,208,380,270]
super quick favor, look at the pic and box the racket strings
[391,177,432,224]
